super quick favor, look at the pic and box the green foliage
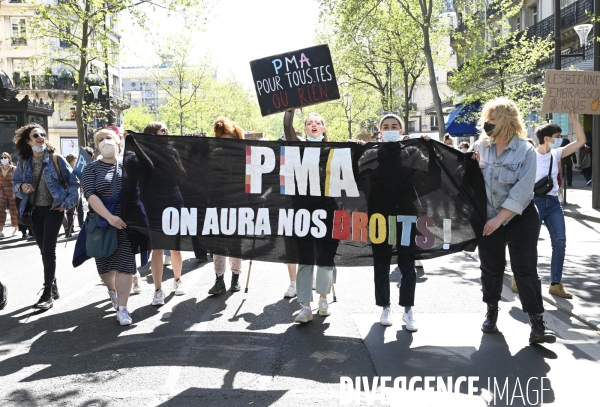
[449,0,553,122]
[124,106,156,132]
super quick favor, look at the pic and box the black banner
[121,134,486,267]
[249,45,340,116]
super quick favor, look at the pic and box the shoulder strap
[51,153,66,186]
[547,154,553,177]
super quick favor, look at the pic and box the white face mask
[381,131,401,142]
[99,138,117,158]
[1,158,8,165]
[307,134,324,142]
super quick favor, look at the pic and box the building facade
[0,0,131,155]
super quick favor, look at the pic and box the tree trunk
[75,0,91,147]
[422,27,445,140]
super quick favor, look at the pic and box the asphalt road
[0,223,599,406]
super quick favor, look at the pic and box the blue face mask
[550,137,563,149]
[307,135,324,142]
[31,144,47,153]
[381,131,401,142]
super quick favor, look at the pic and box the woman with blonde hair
[82,128,136,325]
[0,152,19,238]
[207,117,245,295]
[471,97,555,344]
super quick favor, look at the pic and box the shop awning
[445,102,481,136]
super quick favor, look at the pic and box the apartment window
[514,15,521,31]
[529,5,538,26]
[11,18,27,45]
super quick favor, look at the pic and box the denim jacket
[12,151,80,214]
[472,135,536,225]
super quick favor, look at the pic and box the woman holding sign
[294,113,336,323]
[471,97,555,344]
[532,110,586,299]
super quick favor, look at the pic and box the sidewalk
[561,170,599,223]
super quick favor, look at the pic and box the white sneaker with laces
[403,308,418,332]
[116,306,132,325]
[173,279,185,295]
[152,288,165,306]
[132,273,142,294]
[295,305,313,323]
[415,260,423,268]
[164,255,172,265]
[284,283,297,298]
[108,290,118,310]
[380,306,393,326]
[318,298,330,316]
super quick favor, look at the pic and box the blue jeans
[535,195,566,284]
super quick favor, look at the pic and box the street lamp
[90,85,102,100]
[574,24,593,59]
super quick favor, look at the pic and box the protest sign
[250,45,340,116]
[542,69,600,114]
[72,147,93,179]
[121,135,486,266]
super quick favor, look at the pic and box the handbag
[17,161,47,226]
[85,164,118,258]
[534,154,554,197]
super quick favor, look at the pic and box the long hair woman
[0,152,19,238]
[207,117,245,295]
[12,124,79,309]
[82,128,137,325]
[294,112,336,323]
[471,97,555,344]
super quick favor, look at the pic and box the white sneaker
[132,273,142,294]
[295,305,313,323]
[152,288,165,306]
[116,306,132,325]
[312,277,316,290]
[318,298,330,316]
[173,279,185,295]
[11,229,17,237]
[108,290,118,310]
[284,283,297,298]
[415,260,423,268]
[380,306,393,326]
[164,255,172,265]
[403,308,418,332]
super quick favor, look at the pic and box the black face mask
[483,122,496,136]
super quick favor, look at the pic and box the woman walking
[12,124,79,309]
[0,152,19,238]
[207,117,245,295]
[533,109,586,299]
[294,113,336,323]
[471,97,555,344]
[82,128,136,325]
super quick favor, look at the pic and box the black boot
[33,286,54,310]
[0,282,7,310]
[528,313,556,344]
[51,278,60,300]
[208,275,226,295]
[229,274,241,292]
[481,303,499,333]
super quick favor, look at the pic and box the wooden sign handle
[284,109,299,141]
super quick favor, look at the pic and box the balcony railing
[526,0,593,39]
[11,37,27,46]
[110,88,132,108]
[537,40,594,69]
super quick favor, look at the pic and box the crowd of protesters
[1,97,594,345]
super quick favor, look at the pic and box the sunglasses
[32,133,47,139]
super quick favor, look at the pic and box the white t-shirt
[535,148,563,196]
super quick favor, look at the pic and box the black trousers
[563,165,573,187]
[31,206,64,287]
[374,254,416,307]
[479,202,544,314]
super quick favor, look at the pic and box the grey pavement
[561,170,599,223]
[1,228,600,406]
